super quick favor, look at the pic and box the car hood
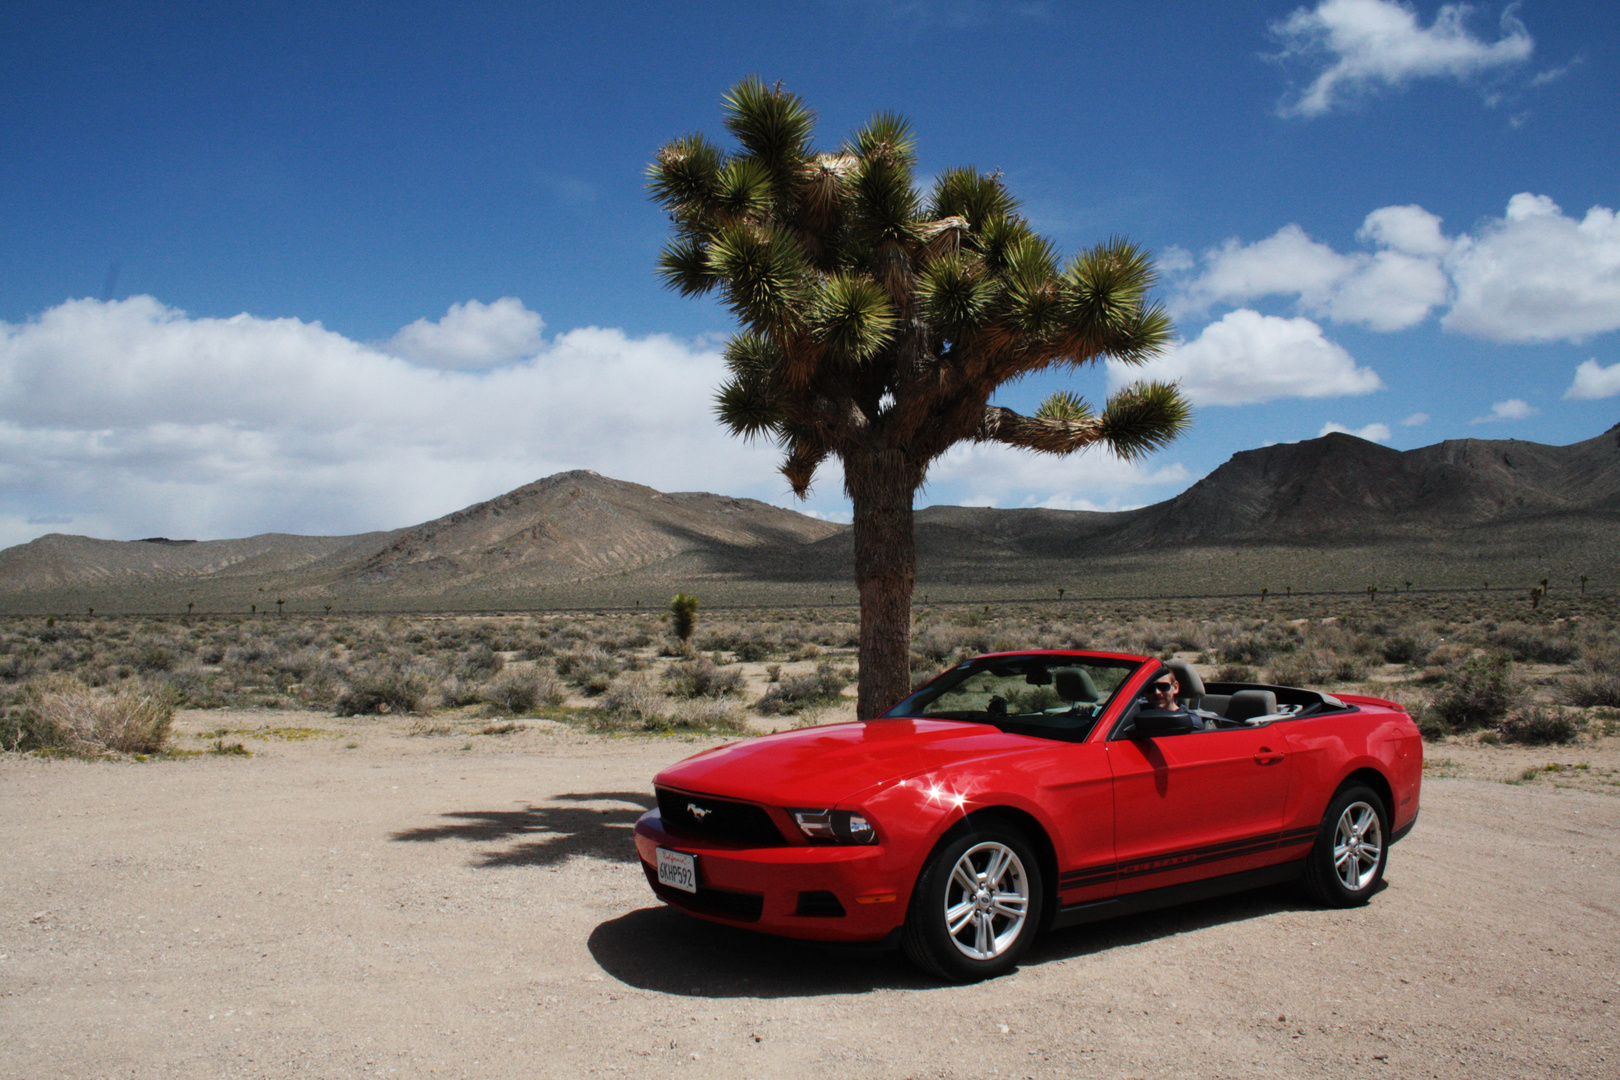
[653,718,1034,808]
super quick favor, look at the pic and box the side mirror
[1131,707,1199,737]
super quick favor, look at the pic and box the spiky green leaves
[715,333,785,440]
[647,133,724,213]
[1034,390,1093,423]
[918,256,994,340]
[810,274,895,364]
[929,168,1017,228]
[723,77,815,185]
[1098,381,1192,460]
[657,236,716,296]
[705,224,807,329]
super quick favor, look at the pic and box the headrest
[1165,659,1205,698]
[1053,667,1100,703]
[1226,689,1279,723]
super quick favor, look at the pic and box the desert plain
[4,595,1620,1080]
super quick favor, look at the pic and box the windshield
[882,654,1145,741]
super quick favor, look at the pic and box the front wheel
[1304,784,1388,907]
[901,825,1043,982]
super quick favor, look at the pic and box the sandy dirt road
[3,711,1617,1080]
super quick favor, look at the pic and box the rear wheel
[901,825,1043,982]
[1304,784,1387,907]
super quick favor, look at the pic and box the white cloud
[0,296,790,547]
[1400,411,1429,426]
[1109,309,1383,406]
[385,297,545,369]
[923,441,1190,511]
[1272,0,1534,117]
[1442,195,1620,342]
[1319,421,1393,442]
[1469,398,1537,423]
[1565,359,1620,400]
[1174,194,1620,345]
[1173,210,1449,331]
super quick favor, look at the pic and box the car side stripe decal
[1060,826,1321,888]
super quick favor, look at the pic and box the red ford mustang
[634,650,1422,981]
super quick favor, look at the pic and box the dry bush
[1430,653,1519,732]
[6,675,175,756]
[756,662,852,716]
[556,646,620,695]
[671,698,748,733]
[480,670,565,715]
[1499,706,1579,746]
[1563,673,1620,708]
[663,657,745,698]
[335,669,426,716]
[598,672,669,727]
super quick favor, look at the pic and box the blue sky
[2,0,1616,545]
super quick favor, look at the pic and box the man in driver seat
[1144,671,1219,731]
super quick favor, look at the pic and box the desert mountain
[0,425,1614,610]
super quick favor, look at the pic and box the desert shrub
[1215,663,1254,683]
[913,625,966,664]
[1330,654,1370,682]
[127,641,178,673]
[1489,626,1579,665]
[1214,627,1296,666]
[555,647,618,696]
[732,639,773,663]
[1414,708,1451,742]
[1430,653,1518,731]
[455,644,505,679]
[335,670,425,716]
[1563,673,1620,708]
[755,662,852,716]
[671,698,748,733]
[664,657,745,699]
[1268,649,1334,687]
[159,666,233,709]
[479,670,552,715]
[599,672,668,726]
[0,652,38,681]
[4,675,175,755]
[1380,635,1435,665]
[1499,707,1579,746]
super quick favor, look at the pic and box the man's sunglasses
[1148,681,1175,693]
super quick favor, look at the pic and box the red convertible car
[634,651,1422,981]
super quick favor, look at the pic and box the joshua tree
[650,79,1188,717]
[670,593,700,645]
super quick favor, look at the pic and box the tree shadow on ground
[589,877,1365,998]
[389,791,651,868]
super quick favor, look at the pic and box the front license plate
[656,847,697,893]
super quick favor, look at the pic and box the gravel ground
[3,710,1617,1080]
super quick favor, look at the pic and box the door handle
[1253,747,1284,766]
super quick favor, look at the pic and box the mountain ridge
[2,424,1615,608]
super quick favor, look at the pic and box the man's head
[1147,672,1180,706]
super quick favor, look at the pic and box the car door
[1106,724,1293,894]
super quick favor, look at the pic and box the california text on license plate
[656,847,697,893]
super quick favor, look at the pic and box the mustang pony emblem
[686,802,712,820]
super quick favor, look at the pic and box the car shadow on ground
[589,877,1375,998]
[388,791,651,868]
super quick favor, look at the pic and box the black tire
[1303,784,1388,907]
[901,824,1043,982]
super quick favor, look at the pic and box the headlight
[790,808,879,845]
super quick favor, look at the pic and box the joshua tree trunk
[846,447,922,720]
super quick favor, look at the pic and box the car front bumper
[633,809,910,943]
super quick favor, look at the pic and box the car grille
[656,786,786,846]
[642,863,764,922]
